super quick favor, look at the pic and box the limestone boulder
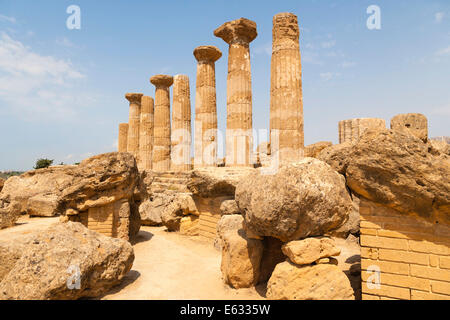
[0,201,20,229]
[0,221,134,300]
[139,194,172,226]
[345,129,450,223]
[217,214,244,239]
[220,199,240,215]
[187,167,255,197]
[390,113,428,142]
[0,166,76,217]
[429,139,450,156]
[220,228,263,289]
[0,177,4,192]
[281,237,341,265]
[267,261,354,300]
[317,141,353,174]
[161,193,198,231]
[236,158,352,242]
[304,141,332,158]
[329,194,360,238]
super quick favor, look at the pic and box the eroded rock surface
[236,158,352,241]
[281,237,341,265]
[0,221,134,300]
[267,261,354,300]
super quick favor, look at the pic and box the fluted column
[150,75,173,172]
[214,18,257,167]
[193,46,222,167]
[270,12,304,164]
[139,96,154,171]
[339,118,386,143]
[125,93,143,160]
[118,123,129,152]
[171,74,192,172]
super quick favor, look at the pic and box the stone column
[193,45,222,167]
[214,18,257,167]
[391,113,428,142]
[139,96,154,171]
[270,12,304,164]
[150,75,173,172]
[340,118,386,143]
[118,123,129,152]
[125,93,143,160]
[171,74,192,172]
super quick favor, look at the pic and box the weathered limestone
[338,118,386,143]
[171,75,192,172]
[125,93,144,160]
[150,75,174,172]
[118,123,129,153]
[214,18,257,167]
[270,12,304,164]
[391,113,428,142]
[193,46,222,167]
[138,96,154,171]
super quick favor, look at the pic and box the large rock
[0,166,76,217]
[160,193,198,231]
[346,130,450,223]
[317,141,354,174]
[220,199,240,215]
[0,221,134,300]
[304,141,333,158]
[0,201,20,229]
[281,237,341,265]
[187,167,255,197]
[220,228,263,288]
[319,129,450,223]
[236,158,352,242]
[329,194,360,238]
[139,194,172,226]
[267,261,354,300]
[0,177,4,192]
[391,113,428,142]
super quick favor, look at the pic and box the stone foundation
[360,198,450,300]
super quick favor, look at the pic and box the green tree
[34,158,54,169]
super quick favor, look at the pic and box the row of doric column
[118,12,305,171]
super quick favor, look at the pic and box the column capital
[125,93,143,104]
[214,18,257,45]
[150,74,174,88]
[193,45,222,63]
[273,12,300,43]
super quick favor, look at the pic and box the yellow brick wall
[195,196,232,240]
[360,199,450,300]
[82,203,118,238]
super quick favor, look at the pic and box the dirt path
[101,226,265,300]
[1,217,359,300]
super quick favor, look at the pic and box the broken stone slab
[0,221,134,300]
[281,237,341,266]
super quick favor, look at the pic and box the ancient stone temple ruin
[193,45,222,167]
[151,75,173,172]
[215,18,257,167]
[111,12,449,301]
[338,118,386,144]
[270,12,304,163]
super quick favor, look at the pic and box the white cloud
[435,12,445,23]
[56,37,76,48]
[0,14,16,24]
[0,32,88,121]
[320,72,340,81]
[435,46,450,56]
[254,42,271,56]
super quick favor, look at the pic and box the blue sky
[0,0,449,170]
